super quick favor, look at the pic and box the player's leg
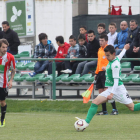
[126,102,140,111]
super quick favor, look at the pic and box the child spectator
[61,35,79,74]
[79,25,88,42]
[48,36,70,76]
[96,23,107,40]
[107,22,117,46]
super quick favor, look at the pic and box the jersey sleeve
[111,61,120,79]
[10,55,16,70]
[117,49,126,60]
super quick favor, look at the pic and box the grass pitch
[1,112,140,140]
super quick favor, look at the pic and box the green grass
[1,112,140,140]
[6,99,140,114]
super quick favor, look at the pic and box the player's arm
[118,44,130,60]
[107,63,120,100]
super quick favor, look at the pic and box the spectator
[48,36,70,76]
[96,23,107,40]
[114,21,128,55]
[75,30,100,76]
[29,33,56,77]
[2,21,20,55]
[61,35,79,74]
[125,20,139,72]
[107,22,117,46]
[79,25,88,42]
[0,27,3,39]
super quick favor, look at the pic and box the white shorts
[99,85,133,104]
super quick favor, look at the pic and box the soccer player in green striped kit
[76,44,140,129]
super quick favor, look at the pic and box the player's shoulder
[111,58,120,68]
[7,52,15,60]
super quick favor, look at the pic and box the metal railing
[15,58,140,100]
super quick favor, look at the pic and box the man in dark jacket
[0,27,3,39]
[75,30,100,76]
[29,33,56,77]
[125,20,140,72]
[2,21,20,55]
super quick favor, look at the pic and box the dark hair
[87,30,95,35]
[55,36,64,44]
[0,39,9,47]
[69,35,76,41]
[104,45,115,54]
[2,21,9,26]
[109,22,117,28]
[78,34,86,40]
[38,33,48,42]
[130,20,138,25]
[97,23,106,29]
[80,25,87,30]
[99,34,108,41]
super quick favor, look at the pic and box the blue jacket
[114,28,129,49]
[67,44,79,58]
[33,40,56,58]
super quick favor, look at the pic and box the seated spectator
[29,33,56,77]
[48,36,70,76]
[126,20,140,72]
[79,25,88,42]
[114,21,128,55]
[75,30,100,76]
[96,23,107,40]
[61,35,79,74]
[107,22,117,46]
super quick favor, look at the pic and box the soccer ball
[74,119,87,132]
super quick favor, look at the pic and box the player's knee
[92,99,99,105]
[0,101,6,107]
[129,107,134,111]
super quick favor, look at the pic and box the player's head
[78,34,86,46]
[87,30,95,42]
[130,20,138,31]
[2,21,10,32]
[104,45,116,61]
[108,22,117,34]
[79,26,87,35]
[39,33,48,45]
[0,39,9,55]
[99,34,108,47]
[55,36,64,46]
[120,21,128,31]
[97,23,106,34]
[69,35,76,47]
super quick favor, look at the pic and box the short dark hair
[99,34,108,41]
[55,36,64,44]
[104,45,115,54]
[78,34,86,40]
[69,35,76,41]
[109,22,117,28]
[38,33,48,42]
[130,20,138,25]
[80,25,87,30]
[2,21,9,26]
[87,30,95,35]
[0,39,9,47]
[97,23,106,29]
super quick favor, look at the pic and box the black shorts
[0,88,8,101]
[96,71,106,89]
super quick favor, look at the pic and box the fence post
[52,60,56,100]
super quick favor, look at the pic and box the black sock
[1,104,7,122]
[111,101,116,110]
[102,103,107,112]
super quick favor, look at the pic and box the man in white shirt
[107,22,117,46]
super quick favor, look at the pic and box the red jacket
[85,34,88,42]
[54,42,70,62]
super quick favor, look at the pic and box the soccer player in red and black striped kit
[0,39,15,127]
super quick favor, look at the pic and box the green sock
[134,103,140,111]
[85,103,98,124]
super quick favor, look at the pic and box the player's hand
[133,47,139,53]
[63,54,67,57]
[107,93,113,100]
[8,80,12,89]
[124,44,130,50]
[116,47,119,49]
[102,67,106,71]
[94,75,97,80]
